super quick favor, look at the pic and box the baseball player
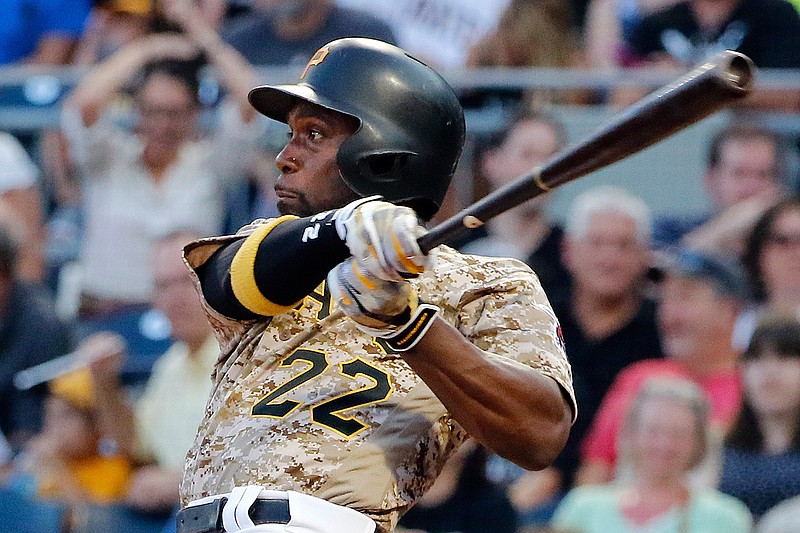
[176,37,576,533]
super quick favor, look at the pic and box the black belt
[176,497,291,533]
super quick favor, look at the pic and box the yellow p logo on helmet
[301,47,330,79]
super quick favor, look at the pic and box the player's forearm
[403,319,572,471]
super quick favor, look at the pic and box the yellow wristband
[230,215,300,316]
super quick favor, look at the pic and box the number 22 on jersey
[251,349,393,438]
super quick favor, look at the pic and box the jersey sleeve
[445,256,577,422]
[182,221,269,351]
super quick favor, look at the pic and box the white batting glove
[335,197,428,282]
[327,258,439,351]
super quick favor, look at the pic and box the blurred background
[0,1,799,532]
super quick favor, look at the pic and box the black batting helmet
[248,38,466,220]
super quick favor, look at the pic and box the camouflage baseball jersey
[180,222,576,533]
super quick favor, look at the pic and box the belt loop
[222,485,264,531]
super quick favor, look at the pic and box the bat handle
[418,214,482,254]
[417,166,549,254]
[417,220,458,253]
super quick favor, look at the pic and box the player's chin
[277,198,313,218]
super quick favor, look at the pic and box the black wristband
[199,211,350,318]
[250,212,349,308]
[383,303,440,351]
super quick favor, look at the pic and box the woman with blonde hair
[552,376,751,532]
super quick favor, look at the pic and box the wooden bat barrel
[418,51,755,253]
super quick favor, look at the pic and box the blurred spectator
[758,494,800,533]
[553,376,752,533]
[0,0,92,65]
[55,0,228,220]
[334,0,512,69]
[7,368,131,507]
[88,231,216,514]
[719,314,800,518]
[61,4,261,316]
[736,197,800,347]
[0,133,46,283]
[461,110,571,300]
[221,0,396,66]
[654,122,789,254]
[397,439,518,533]
[46,0,234,291]
[577,248,749,486]
[44,0,157,291]
[544,186,661,493]
[0,219,71,455]
[583,0,682,68]
[623,0,800,70]
[616,0,800,110]
[468,0,578,68]
[465,0,585,107]
[73,0,155,66]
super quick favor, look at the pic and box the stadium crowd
[0,0,799,532]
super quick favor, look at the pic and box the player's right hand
[327,258,440,351]
[335,197,428,282]
[327,257,417,336]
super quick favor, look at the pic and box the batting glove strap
[381,303,440,351]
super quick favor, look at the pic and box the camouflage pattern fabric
[180,220,575,533]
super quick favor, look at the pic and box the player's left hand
[327,257,439,351]
[335,197,428,282]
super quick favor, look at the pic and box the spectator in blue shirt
[0,0,92,65]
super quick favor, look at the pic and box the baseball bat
[14,336,126,391]
[417,50,755,253]
[14,350,82,390]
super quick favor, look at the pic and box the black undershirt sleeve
[195,237,253,320]
[195,212,351,320]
